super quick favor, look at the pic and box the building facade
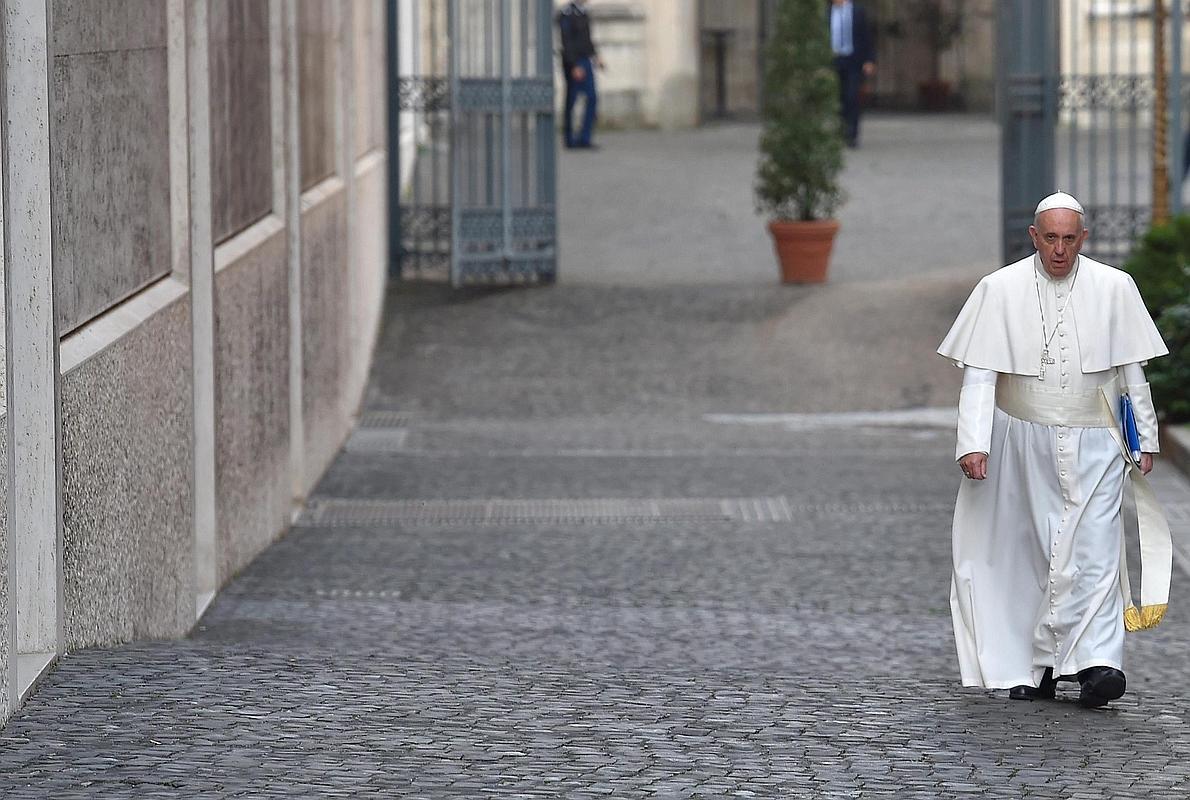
[575,0,997,128]
[0,0,404,723]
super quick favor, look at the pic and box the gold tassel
[1124,603,1168,632]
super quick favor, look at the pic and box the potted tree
[907,0,963,110]
[755,0,844,284]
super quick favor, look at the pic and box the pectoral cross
[1039,348,1056,381]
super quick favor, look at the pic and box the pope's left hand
[1140,453,1154,475]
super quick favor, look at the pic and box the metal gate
[999,0,1186,265]
[389,0,557,285]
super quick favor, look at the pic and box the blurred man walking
[828,0,875,148]
[558,0,603,150]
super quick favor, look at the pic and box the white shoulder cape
[938,253,1169,375]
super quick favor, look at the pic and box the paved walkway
[5,116,1190,797]
[558,114,999,285]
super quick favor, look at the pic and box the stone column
[282,0,304,504]
[339,1,364,412]
[1,0,64,710]
[186,0,219,616]
[644,0,699,129]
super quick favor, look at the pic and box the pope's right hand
[959,452,988,480]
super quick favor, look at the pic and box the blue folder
[1120,394,1142,463]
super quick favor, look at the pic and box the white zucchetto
[1035,191,1085,216]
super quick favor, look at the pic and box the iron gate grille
[1000,0,1186,266]
[392,0,557,285]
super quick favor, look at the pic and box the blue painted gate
[998,0,1186,264]
[389,0,558,285]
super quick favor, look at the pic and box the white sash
[996,376,1171,631]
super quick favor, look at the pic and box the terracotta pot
[917,79,953,111]
[767,219,840,284]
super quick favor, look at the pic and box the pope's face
[1029,209,1087,279]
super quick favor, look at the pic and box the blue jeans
[563,56,597,148]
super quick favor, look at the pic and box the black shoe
[1009,668,1057,701]
[1077,666,1126,708]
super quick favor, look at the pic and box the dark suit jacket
[826,2,876,67]
[557,3,597,71]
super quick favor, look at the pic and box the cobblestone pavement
[5,115,1190,796]
[3,403,1190,796]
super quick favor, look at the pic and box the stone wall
[0,0,396,723]
[0,412,8,715]
[214,222,291,585]
[354,1,388,158]
[299,0,337,191]
[50,0,172,332]
[300,186,352,491]
[210,0,273,243]
[60,296,194,646]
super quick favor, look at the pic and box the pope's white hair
[1033,207,1086,229]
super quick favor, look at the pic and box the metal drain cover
[357,410,413,429]
[297,497,951,527]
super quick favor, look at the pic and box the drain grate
[358,410,413,429]
[346,428,410,452]
[296,497,952,527]
[313,588,401,599]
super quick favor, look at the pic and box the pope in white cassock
[937,191,1171,709]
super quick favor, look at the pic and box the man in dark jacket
[828,0,876,148]
[557,1,602,149]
